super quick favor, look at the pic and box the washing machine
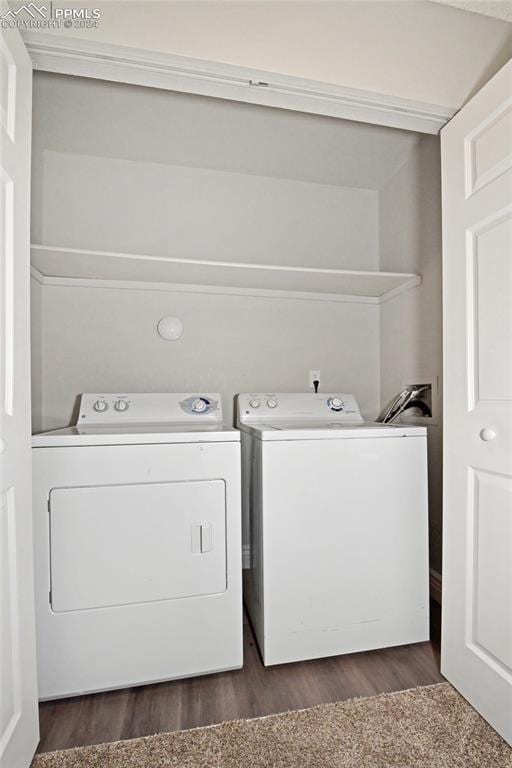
[237,392,429,666]
[32,393,242,699]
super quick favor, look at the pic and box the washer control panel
[78,393,222,423]
[180,396,218,416]
[248,397,278,410]
[237,393,363,423]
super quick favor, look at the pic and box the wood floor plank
[37,606,443,754]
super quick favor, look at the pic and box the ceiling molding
[22,31,455,134]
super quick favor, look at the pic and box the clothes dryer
[32,393,242,698]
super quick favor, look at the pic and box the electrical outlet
[309,370,321,389]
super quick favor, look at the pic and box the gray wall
[31,72,405,272]
[34,149,379,270]
[30,73,389,430]
[32,283,380,431]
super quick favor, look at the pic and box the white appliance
[32,393,242,699]
[237,393,429,666]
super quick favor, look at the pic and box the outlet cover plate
[309,370,321,389]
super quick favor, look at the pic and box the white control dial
[93,399,108,412]
[114,400,129,412]
[267,399,278,409]
[249,399,261,408]
[328,397,344,412]
[191,398,208,413]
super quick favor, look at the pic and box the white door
[442,58,512,745]
[0,17,39,768]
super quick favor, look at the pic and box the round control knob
[93,400,108,412]
[191,398,209,413]
[249,399,261,408]
[480,428,496,442]
[267,399,278,409]
[114,400,129,412]
[328,397,344,412]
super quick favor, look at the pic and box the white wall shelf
[31,244,421,304]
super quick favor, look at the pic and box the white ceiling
[33,72,423,192]
[431,1,512,23]
[28,2,512,110]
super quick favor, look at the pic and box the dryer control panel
[237,393,363,424]
[78,393,221,424]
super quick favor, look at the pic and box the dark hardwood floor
[37,602,443,754]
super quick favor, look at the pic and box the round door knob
[267,399,278,409]
[249,399,261,408]
[0,437,5,454]
[191,398,208,413]
[93,400,108,412]
[115,400,129,412]
[480,428,496,442]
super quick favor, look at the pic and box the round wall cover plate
[157,316,184,341]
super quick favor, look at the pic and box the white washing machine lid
[239,420,426,441]
[32,393,240,447]
[32,422,240,447]
[236,393,426,440]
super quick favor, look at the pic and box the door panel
[1,489,21,747]
[469,468,512,675]
[0,169,14,415]
[49,480,227,612]
[442,58,512,745]
[0,37,16,141]
[469,209,512,404]
[465,98,512,197]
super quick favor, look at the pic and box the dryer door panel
[49,480,226,612]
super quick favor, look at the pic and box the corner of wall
[377,134,443,574]
[30,274,44,434]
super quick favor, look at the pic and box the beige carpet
[33,683,511,768]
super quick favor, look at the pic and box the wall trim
[23,31,455,135]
